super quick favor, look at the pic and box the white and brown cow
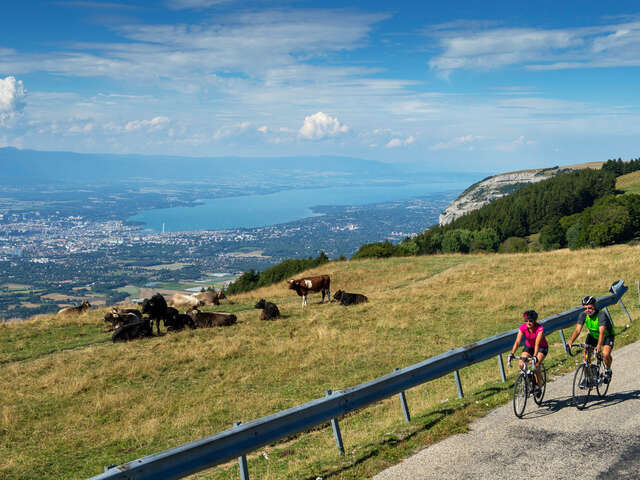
[287,275,330,307]
[167,293,204,309]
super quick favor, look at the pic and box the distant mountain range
[0,147,449,186]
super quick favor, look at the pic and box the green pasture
[1,246,640,480]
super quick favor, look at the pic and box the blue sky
[2,1,640,172]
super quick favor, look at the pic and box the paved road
[373,340,640,480]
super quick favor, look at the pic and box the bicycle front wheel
[513,373,528,418]
[533,363,547,406]
[596,364,610,398]
[572,364,591,410]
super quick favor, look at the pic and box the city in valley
[0,182,455,320]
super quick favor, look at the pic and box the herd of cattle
[55,275,368,342]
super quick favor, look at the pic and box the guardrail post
[610,281,633,324]
[453,370,464,398]
[394,368,411,422]
[234,422,250,480]
[326,390,345,455]
[497,354,507,382]
[618,298,632,324]
[558,329,567,351]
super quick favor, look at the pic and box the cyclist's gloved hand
[507,353,513,367]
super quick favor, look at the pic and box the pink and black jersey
[519,323,548,348]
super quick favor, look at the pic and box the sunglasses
[584,305,595,310]
[525,319,536,322]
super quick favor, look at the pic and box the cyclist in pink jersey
[508,310,548,393]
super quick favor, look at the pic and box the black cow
[333,290,368,306]
[112,319,153,342]
[141,293,169,335]
[255,299,281,321]
[186,308,237,327]
[103,311,141,331]
[163,308,195,331]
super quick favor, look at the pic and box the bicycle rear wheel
[533,363,547,406]
[596,363,611,398]
[572,364,591,410]
[513,373,528,418]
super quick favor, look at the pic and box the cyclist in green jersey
[568,295,614,384]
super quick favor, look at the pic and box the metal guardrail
[89,280,628,480]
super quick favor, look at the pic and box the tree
[470,228,500,252]
[441,229,473,253]
[539,219,566,250]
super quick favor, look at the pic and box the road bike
[508,354,547,418]
[566,343,611,409]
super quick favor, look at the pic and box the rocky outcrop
[438,165,599,226]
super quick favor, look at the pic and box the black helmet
[523,309,538,321]
[581,295,597,306]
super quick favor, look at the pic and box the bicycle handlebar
[507,354,537,368]
[566,343,602,359]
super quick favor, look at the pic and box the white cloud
[496,135,536,152]
[431,134,483,151]
[0,76,26,126]
[68,122,95,133]
[165,0,231,10]
[429,21,640,74]
[385,135,415,148]
[299,112,349,140]
[124,116,170,132]
[213,121,251,139]
[257,125,268,133]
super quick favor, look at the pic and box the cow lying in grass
[163,309,195,331]
[167,293,205,309]
[333,290,368,306]
[186,308,237,327]
[194,289,223,306]
[255,299,280,320]
[57,300,91,316]
[112,319,153,342]
[103,310,141,332]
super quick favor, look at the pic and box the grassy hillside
[617,170,640,194]
[2,247,640,480]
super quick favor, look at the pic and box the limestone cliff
[439,163,603,226]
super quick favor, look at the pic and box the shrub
[498,237,528,253]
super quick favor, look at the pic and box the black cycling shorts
[523,346,548,356]
[585,334,614,349]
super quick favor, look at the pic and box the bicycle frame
[568,343,609,409]
[509,355,546,418]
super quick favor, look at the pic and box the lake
[128,176,478,232]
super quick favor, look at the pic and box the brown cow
[57,300,91,316]
[287,275,330,307]
[255,299,281,320]
[186,308,237,327]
